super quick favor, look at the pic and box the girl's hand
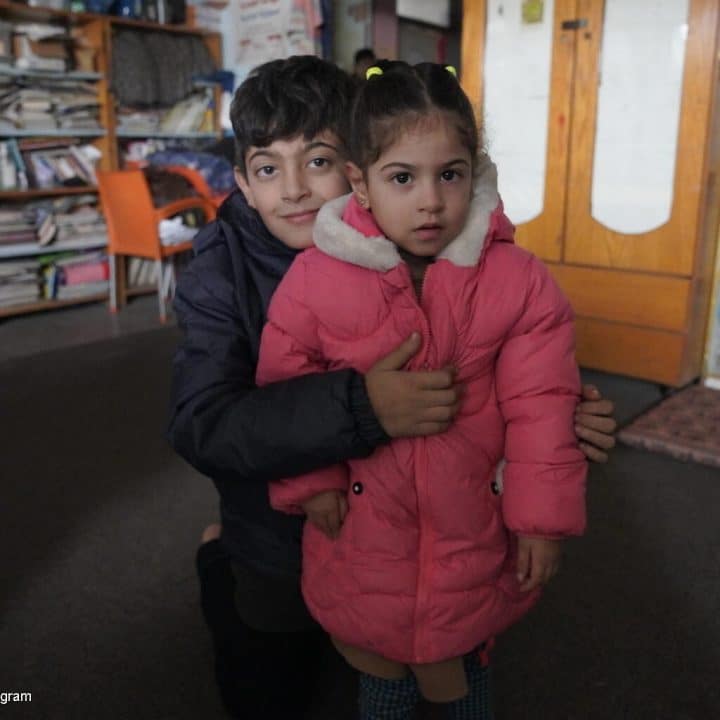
[575,384,617,463]
[302,490,348,540]
[516,536,563,592]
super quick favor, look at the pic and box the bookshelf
[0,0,222,317]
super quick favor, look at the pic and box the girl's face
[348,113,473,257]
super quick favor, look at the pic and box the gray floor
[0,294,173,363]
[1,297,718,719]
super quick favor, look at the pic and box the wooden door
[461,0,577,261]
[565,0,720,276]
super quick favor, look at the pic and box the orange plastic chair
[97,169,217,322]
[160,164,230,209]
[124,160,230,209]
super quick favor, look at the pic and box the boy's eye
[441,169,461,182]
[309,157,330,169]
[392,173,411,185]
[256,166,276,178]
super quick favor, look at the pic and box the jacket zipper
[411,263,434,660]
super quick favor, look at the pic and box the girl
[256,61,587,719]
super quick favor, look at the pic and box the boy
[167,56,616,718]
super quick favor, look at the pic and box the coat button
[352,482,364,495]
[490,481,500,495]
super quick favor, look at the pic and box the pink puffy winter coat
[256,163,587,666]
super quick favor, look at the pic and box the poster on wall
[233,0,321,67]
[396,0,450,27]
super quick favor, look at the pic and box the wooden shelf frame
[0,186,98,200]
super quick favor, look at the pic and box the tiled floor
[0,295,173,362]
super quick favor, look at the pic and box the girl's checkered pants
[358,651,493,720]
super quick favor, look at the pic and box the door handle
[561,18,588,30]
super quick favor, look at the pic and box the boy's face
[235,132,350,250]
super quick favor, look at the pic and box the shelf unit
[0,0,222,318]
[0,238,106,258]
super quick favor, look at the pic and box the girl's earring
[357,195,367,208]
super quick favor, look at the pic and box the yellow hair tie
[445,65,457,77]
[366,66,383,80]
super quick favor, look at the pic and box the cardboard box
[14,35,68,61]
[73,47,96,72]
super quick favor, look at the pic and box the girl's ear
[345,161,370,210]
[234,167,255,208]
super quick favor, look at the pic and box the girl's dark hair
[347,60,481,172]
[230,55,358,176]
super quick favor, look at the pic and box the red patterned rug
[618,384,720,468]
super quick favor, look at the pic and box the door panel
[549,265,690,331]
[483,0,555,225]
[565,0,719,275]
[574,317,687,385]
[589,0,688,235]
[462,0,577,261]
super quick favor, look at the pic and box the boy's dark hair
[230,55,357,176]
[354,47,376,65]
[348,60,481,172]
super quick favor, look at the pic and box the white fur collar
[313,157,500,271]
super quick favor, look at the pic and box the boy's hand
[576,384,617,463]
[516,536,563,592]
[365,333,461,438]
[302,490,348,539]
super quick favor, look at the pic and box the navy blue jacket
[167,190,388,579]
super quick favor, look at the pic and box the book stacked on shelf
[10,23,73,73]
[0,76,101,132]
[0,137,100,191]
[0,258,39,308]
[53,196,106,247]
[127,257,159,288]
[160,88,214,134]
[0,204,54,246]
[0,194,107,254]
[41,250,109,301]
[115,107,163,135]
[116,88,215,136]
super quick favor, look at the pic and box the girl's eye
[392,173,411,185]
[256,166,276,178]
[441,169,461,182]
